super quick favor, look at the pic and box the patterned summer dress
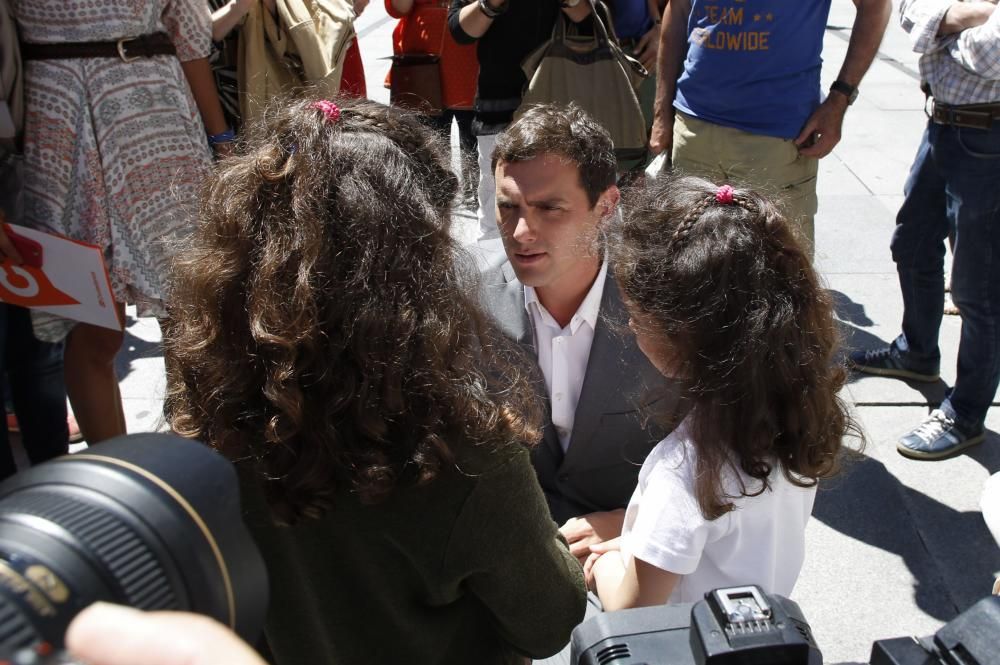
[13,0,214,341]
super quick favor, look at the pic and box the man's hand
[66,603,267,665]
[635,24,660,72]
[649,107,674,156]
[560,508,625,562]
[794,94,849,158]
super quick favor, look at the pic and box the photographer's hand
[66,603,267,665]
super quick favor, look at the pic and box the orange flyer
[0,224,120,331]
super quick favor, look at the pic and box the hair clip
[309,100,342,124]
[715,184,735,204]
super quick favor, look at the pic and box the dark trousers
[0,304,68,479]
[891,119,1000,431]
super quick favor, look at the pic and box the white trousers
[477,133,499,241]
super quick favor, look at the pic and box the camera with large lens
[0,433,268,662]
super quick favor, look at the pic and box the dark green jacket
[241,442,587,664]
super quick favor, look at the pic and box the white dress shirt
[524,261,608,452]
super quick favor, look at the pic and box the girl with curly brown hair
[164,96,585,664]
[584,174,860,611]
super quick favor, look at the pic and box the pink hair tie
[309,100,342,124]
[715,184,735,204]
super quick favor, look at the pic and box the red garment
[339,37,367,98]
[384,0,478,110]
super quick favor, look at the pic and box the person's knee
[889,224,945,269]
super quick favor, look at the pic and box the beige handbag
[516,0,649,167]
[239,0,356,127]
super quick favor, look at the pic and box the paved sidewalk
[102,2,999,662]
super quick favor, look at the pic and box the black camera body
[572,586,1000,665]
[572,586,820,665]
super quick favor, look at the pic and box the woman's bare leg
[64,305,126,444]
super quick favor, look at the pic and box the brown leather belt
[930,100,1000,130]
[20,33,176,63]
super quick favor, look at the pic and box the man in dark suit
[478,103,684,561]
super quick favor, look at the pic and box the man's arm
[649,0,690,156]
[948,3,1000,78]
[939,1,997,35]
[795,0,892,158]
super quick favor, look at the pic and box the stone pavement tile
[356,3,393,104]
[817,154,873,198]
[814,196,896,274]
[858,80,926,112]
[834,111,928,197]
[115,311,165,402]
[794,407,1000,664]
[122,397,169,434]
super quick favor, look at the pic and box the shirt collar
[523,260,608,334]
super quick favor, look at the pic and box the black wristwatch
[830,80,859,105]
[477,0,508,19]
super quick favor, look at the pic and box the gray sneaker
[897,409,985,460]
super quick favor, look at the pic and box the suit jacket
[479,253,685,525]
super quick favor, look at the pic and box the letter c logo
[0,265,40,299]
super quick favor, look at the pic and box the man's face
[495,154,617,293]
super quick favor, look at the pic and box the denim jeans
[890,119,1000,432]
[0,304,68,479]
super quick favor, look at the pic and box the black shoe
[848,346,939,383]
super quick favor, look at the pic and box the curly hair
[165,96,542,524]
[610,174,860,520]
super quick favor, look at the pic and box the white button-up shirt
[524,261,608,452]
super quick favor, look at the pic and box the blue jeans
[0,304,68,479]
[890,120,1000,432]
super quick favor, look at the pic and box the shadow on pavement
[114,318,163,384]
[813,447,1000,621]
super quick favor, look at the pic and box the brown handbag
[389,53,444,116]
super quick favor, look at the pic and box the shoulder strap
[0,0,23,148]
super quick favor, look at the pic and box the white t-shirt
[620,420,817,603]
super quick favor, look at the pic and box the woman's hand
[0,211,24,265]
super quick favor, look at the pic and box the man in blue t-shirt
[651,0,891,255]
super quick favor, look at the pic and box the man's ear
[598,186,621,219]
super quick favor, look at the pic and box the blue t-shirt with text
[674,0,833,139]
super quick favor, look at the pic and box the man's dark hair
[492,103,617,208]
